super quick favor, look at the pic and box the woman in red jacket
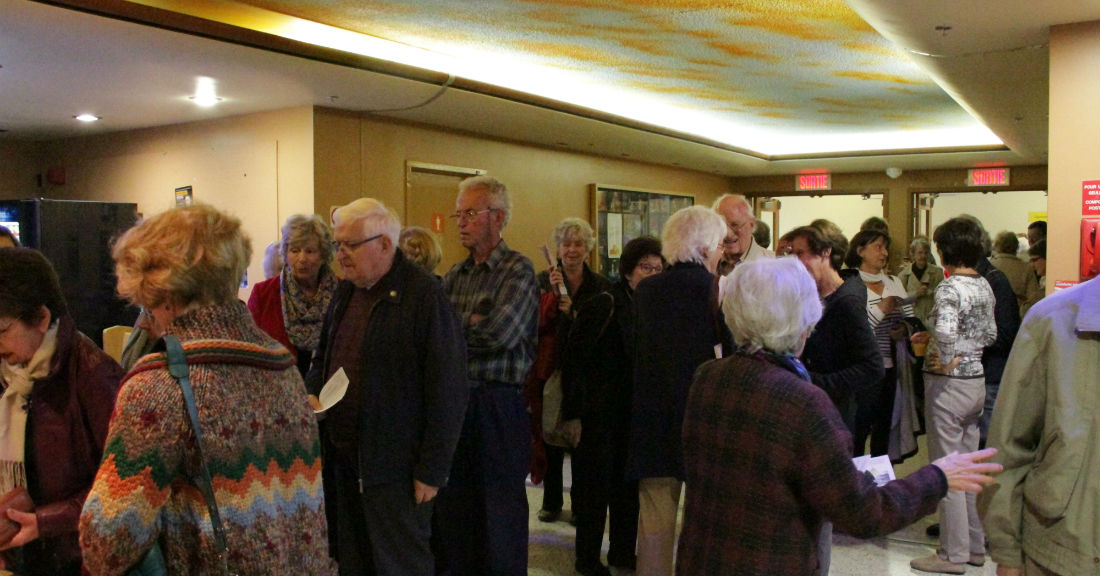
[248,214,338,375]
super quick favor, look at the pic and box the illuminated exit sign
[967,168,1010,187]
[796,173,831,191]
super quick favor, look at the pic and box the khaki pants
[925,374,986,564]
[1024,556,1060,576]
[636,477,683,576]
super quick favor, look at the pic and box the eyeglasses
[725,219,751,235]
[637,263,663,273]
[331,234,383,252]
[449,208,496,222]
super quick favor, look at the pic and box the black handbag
[126,335,233,576]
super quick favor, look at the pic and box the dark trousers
[853,366,897,457]
[571,413,639,568]
[541,444,567,512]
[332,462,434,576]
[608,412,639,566]
[434,386,531,576]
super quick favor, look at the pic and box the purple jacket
[678,353,947,576]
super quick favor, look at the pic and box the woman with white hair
[676,257,1002,576]
[625,205,728,576]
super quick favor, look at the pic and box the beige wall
[729,166,1048,269]
[0,141,43,198]
[22,107,315,300]
[1048,21,1100,291]
[313,108,734,268]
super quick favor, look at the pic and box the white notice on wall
[607,213,623,258]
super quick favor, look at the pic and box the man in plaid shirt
[434,175,538,576]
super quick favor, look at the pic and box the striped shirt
[444,240,538,386]
[929,273,997,378]
[864,274,914,369]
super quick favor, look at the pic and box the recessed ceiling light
[190,76,222,107]
[74,114,100,122]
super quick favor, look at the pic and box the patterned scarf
[0,321,58,494]
[741,345,812,382]
[280,266,336,352]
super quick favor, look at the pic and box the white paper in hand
[852,454,896,487]
[314,367,349,414]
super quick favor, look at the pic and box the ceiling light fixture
[73,114,101,122]
[189,76,222,107]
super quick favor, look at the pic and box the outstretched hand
[932,447,1002,492]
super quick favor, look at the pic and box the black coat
[307,249,469,488]
[626,262,727,481]
[546,266,620,421]
[801,272,885,430]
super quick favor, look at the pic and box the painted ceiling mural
[186,0,1002,155]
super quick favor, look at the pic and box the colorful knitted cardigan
[79,303,335,576]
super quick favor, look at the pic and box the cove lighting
[73,114,100,122]
[148,0,1004,157]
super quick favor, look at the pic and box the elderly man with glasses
[713,194,774,300]
[306,198,469,576]
[434,175,539,576]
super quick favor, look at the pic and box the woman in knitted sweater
[79,204,335,575]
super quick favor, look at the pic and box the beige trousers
[636,477,683,576]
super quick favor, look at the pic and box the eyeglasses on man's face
[449,208,496,222]
[636,263,663,274]
[331,234,383,253]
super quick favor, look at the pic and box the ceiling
[0,0,1096,176]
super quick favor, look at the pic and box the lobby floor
[527,440,997,576]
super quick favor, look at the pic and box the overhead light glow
[190,77,222,107]
[73,113,100,122]
[168,0,1005,157]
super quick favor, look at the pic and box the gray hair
[661,206,727,265]
[552,217,595,253]
[459,175,513,226]
[712,193,752,216]
[723,257,822,355]
[332,198,401,245]
[280,213,334,265]
[908,236,937,265]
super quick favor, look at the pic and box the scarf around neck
[281,266,337,352]
[0,320,59,494]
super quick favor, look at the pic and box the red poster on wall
[1084,180,1100,215]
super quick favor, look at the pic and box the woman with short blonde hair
[81,204,336,575]
[400,226,443,274]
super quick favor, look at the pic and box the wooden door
[404,162,485,275]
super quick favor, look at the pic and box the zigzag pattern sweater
[79,303,335,576]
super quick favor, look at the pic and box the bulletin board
[591,183,694,281]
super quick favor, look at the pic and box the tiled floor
[527,439,997,576]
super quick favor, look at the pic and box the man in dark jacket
[307,198,468,576]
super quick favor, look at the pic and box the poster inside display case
[591,184,693,281]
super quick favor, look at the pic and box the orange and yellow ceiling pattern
[140,0,1003,155]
